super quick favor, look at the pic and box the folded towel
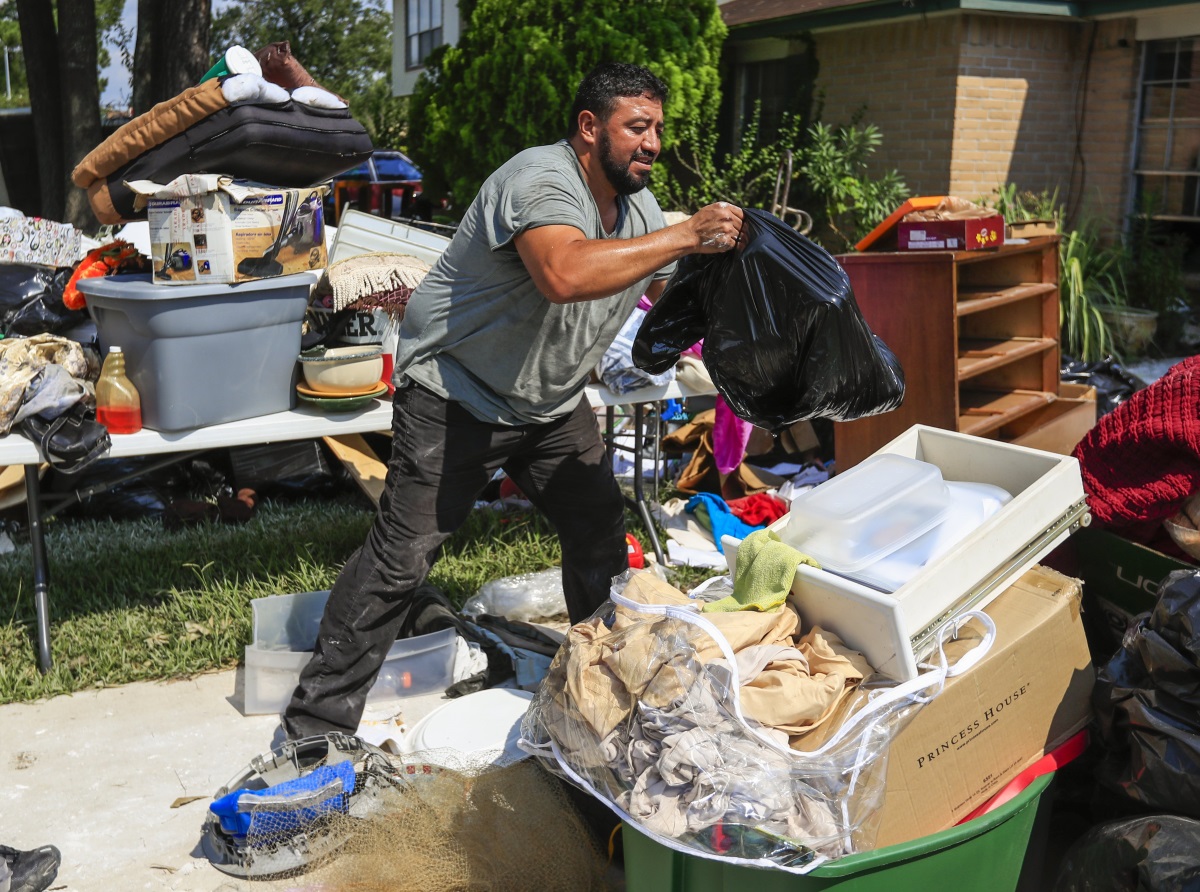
[685,492,761,554]
[702,529,819,613]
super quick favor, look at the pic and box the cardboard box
[872,564,1094,848]
[134,175,328,285]
[897,214,1005,251]
[1006,219,1058,239]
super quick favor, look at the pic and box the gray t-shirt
[395,140,676,425]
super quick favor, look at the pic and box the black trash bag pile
[1092,569,1200,818]
[1054,815,1200,891]
[0,264,89,337]
[1061,354,1146,418]
[632,208,904,433]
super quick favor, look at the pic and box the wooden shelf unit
[833,238,1064,470]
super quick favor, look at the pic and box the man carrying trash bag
[283,62,745,740]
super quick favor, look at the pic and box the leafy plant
[409,0,726,207]
[794,121,909,252]
[1059,223,1126,362]
[658,103,805,213]
[983,184,1062,226]
[1124,193,1189,318]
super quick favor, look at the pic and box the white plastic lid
[401,688,534,762]
[783,454,951,572]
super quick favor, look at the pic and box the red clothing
[727,492,789,526]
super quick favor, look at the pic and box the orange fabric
[71,79,229,187]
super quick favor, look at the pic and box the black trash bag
[0,264,89,336]
[1054,815,1200,891]
[1061,354,1147,418]
[1092,569,1200,818]
[632,208,904,433]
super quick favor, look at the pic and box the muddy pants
[283,380,627,739]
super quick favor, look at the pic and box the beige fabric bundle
[313,252,431,315]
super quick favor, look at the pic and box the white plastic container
[243,590,457,715]
[782,453,951,572]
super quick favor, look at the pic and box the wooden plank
[322,434,387,507]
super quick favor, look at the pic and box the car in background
[328,150,424,225]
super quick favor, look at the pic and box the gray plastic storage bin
[78,272,316,431]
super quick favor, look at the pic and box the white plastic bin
[243,589,457,716]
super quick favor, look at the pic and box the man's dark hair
[566,62,669,138]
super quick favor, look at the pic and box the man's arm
[514,202,744,304]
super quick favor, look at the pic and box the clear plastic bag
[632,209,904,433]
[462,567,567,623]
[520,569,993,873]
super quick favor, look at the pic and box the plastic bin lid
[784,454,951,572]
[76,271,319,300]
[401,687,534,762]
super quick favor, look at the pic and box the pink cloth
[714,395,753,476]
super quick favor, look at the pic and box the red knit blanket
[1072,355,1200,547]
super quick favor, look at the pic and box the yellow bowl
[298,345,384,394]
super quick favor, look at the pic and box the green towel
[702,529,820,613]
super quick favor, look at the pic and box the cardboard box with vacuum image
[872,564,1094,848]
[131,174,328,285]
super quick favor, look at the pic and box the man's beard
[599,129,653,196]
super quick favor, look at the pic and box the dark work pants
[282,381,628,739]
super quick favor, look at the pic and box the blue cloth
[209,760,356,840]
[685,492,762,554]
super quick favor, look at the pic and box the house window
[406,0,443,71]
[1133,37,1200,220]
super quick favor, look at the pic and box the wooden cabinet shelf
[957,336,1057,380]
[833,238,1069,469]
[957,283,1058,316]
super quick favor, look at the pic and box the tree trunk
[134,0,212,113]
[58,0,103,230]
[15,0,64,221]
[131,0,155,114]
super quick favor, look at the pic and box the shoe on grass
[0,844,61,892]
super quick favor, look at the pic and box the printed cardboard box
[131,174,327,285]
[872,564,1093,848]
[897,214,1005,251]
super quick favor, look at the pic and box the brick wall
[1076,19,1140,232]
[804,12,1139,232]
[813,16,960,195]
[955,15,1077,205]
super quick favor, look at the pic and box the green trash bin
[622,772,1053,892]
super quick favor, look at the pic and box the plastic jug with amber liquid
[96,346,143,434]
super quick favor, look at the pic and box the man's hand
[684,201,746,254]
[514,201,747,304]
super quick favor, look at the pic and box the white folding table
[0,402,396,673]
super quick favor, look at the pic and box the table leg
[632,403,666,567]
[24,463,52,674]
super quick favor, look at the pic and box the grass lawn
[0,484,708,704]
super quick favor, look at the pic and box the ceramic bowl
[298,345,384,394]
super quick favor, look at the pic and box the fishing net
[202,733,608,891]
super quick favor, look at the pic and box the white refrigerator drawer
[725,425,1089,681]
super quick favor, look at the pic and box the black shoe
[0,844,61,892]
